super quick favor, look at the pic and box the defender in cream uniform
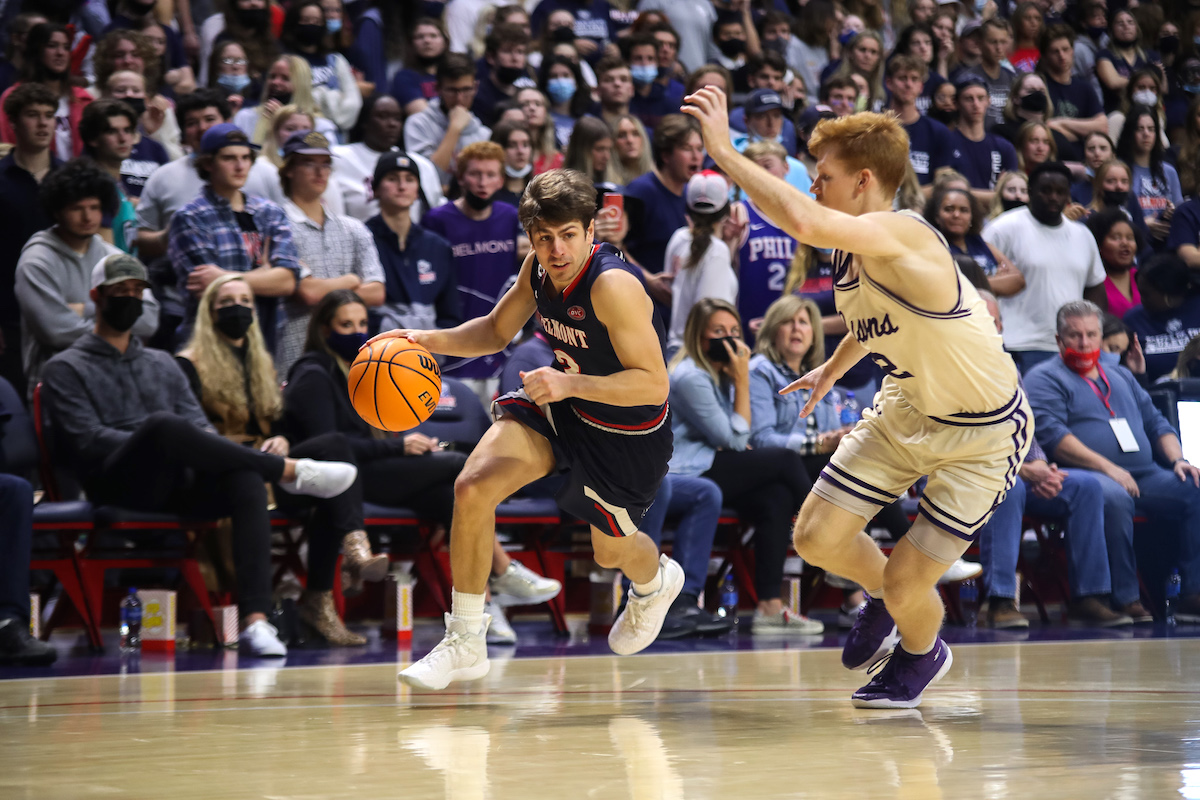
[686,89,1032,709]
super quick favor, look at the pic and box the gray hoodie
[41,333,209,480]
[15,229,160,395]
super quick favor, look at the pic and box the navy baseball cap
[798,103,836,131]
[199,122,260,155]
[745,88,784,115]
[372,150,421,189]
[282,129,331,158]
[955,75,988,93]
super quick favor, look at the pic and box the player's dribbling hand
[681,87,733,159]
[363,328,433,350]
[520,367,571,404]
[781,363,836,418]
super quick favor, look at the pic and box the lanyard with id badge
[1085,367,1140,453]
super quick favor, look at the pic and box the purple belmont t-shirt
[422,200,523,378]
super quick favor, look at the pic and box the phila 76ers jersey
[832,211,1018,418]
[531,242,669,432]
[737,201,796,341]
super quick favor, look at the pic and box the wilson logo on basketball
[568,306,586,321]
[417,353,441,377]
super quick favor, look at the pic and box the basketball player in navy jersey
[369,169,684,691]
[685,88,1032,708]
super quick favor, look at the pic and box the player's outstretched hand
[363,328,434,350]
[681,86,733,159]
[780,363,836,418]
[521,367,572,405]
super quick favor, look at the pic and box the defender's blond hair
[808,111,910,197]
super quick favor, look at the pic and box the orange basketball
[348,338,442,432]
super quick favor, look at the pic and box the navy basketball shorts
[493,390,672,537]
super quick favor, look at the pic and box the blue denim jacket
[747,354,840,453]
[668,356,751,476]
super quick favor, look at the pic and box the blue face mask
[217,73,251,93]
[326,19,342,34]
[975,0,988,11]
[1186,83,1200,94]
[630,64,659,86]
[547,76,576,104]
[326,331,368,361]
[1194,36,1200,46]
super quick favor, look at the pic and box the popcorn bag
[213,605,239,647]
[29,594,40,640]
[383,573,414,642]
[137,590,176,653]
[787,578,802,617]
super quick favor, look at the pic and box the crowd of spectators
[5,0,1200,664]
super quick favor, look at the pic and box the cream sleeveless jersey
[832,210,1018,418]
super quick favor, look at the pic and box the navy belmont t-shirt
[904,115,955,185]
[949,130,1018,190]
[1047,75,1103,120]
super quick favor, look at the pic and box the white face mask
[1132,89,1157,106]
[505,162,532,178]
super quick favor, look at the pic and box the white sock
[903,639,936,656]
[451,589,486,631]
[631,568,663,597]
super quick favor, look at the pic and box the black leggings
[360,450,468,526]
[274,433,364,593]
[88,412,288,616]
[703,447,812,601]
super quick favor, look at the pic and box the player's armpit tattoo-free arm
[565,269,670,407]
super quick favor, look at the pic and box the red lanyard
[1084,366,1115,417]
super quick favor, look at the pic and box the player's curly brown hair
[518,168,597,234]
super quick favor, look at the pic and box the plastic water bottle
[959,579,978,628]
[717,574,739,628]
[840,391,860,426]
[119,588,142,653]
[1166,569,1181,627]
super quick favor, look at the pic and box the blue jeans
[1087,464,1200,598]
[639,474,723,597]
[977,471,1113,600]
[0,473,34,625]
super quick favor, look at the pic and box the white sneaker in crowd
[484,601,517,644]
[238,619,288,657]
[608,555,684,656]
[398,614,491,691]
[277,459,358,499]
[750,609,826,636]
[489,560,562,606]
[937,558,983,585]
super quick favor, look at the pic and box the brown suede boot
[987,598,1030,629]
[341,530,389,597]
[1068,595,1133,627]
[299,590,366,646]
[1120,600,1154,624]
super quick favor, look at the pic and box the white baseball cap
[685,170,730,214]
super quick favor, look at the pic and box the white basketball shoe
[398,614,491,690]
[608,555,685,655]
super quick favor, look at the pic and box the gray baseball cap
[90,253,149,290]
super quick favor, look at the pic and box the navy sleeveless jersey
[531,242,669,432]
[737,201,795,344]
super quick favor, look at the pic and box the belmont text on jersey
[542,317,590,349]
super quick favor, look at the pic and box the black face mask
[1018,92,1048,113]
[717,38,746,58]
[928,107,957,126]
[706,336,737,363]
[270,91,293,105]
[1000,197,1026,211]
[295,23,326,47]
[326,331,367,361]
[101,295,143,332]
[1103,189,1130,207]
[215,304,254,340]
[550,26,576,43]
[1086,25,1107,41]
[122,96,146,117]
[236,7,270,31]
[415,53,442,69]
[1160,35,1181,55]
[496,65,524,85]
[464,190,494,211]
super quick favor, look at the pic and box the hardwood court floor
[1,638,1198,799]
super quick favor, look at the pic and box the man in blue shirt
[885,55,954,187]
[627,34,683,134]
[1026,299,1200,623]
[623,113,703,304]
[1122,254,1200,382]
[950,77,1018,203]
[366,151,461,333]
[168,124,304,350]
[730,89,813,195]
